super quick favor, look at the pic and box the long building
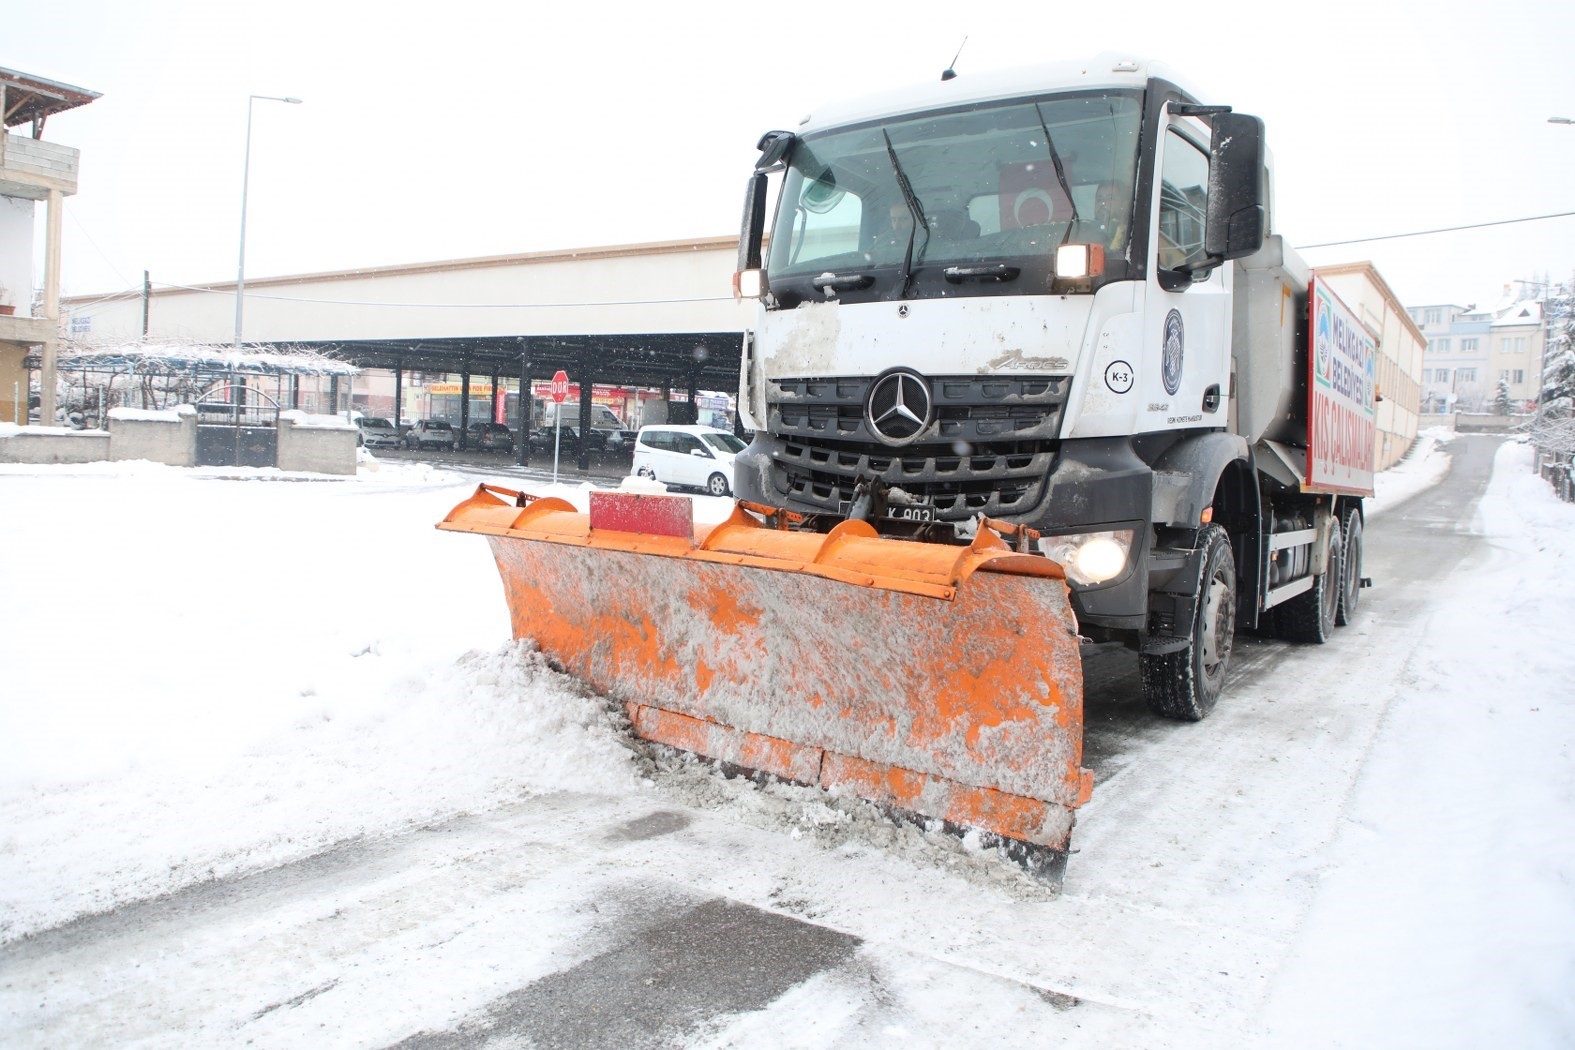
[60,238,1425,470]
[62,236,755,441]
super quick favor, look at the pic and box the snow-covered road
[1,435,1571,1048]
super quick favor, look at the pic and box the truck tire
[1277,522,1343,644]
[1140,524,1236,722]
[1335,507,1363,626]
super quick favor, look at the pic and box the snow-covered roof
[1492,301,1544,327]
[58,340,360,376]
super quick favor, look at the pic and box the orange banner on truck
[1306,276,1376,497]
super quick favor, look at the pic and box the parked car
[356,416,402,450]
[631,424,746,496]
[404,419,457,451]
[529,424,584,455]
[466,421,515,453]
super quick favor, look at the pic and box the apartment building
[1409,290,1546,413]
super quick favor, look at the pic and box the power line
[1302,210,1575,249]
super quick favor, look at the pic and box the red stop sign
[550,370,570,404]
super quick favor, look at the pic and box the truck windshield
[767,91,1142,301]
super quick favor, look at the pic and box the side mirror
[738,172,769,272]
[1205,113,1267,261]
[755,130,795,172]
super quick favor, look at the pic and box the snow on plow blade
[440,485,1091,861]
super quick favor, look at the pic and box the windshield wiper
[883,130,929,298]
[1033,104,1080,248]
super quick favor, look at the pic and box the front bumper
[737,432,1161,632]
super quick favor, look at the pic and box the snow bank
[0,463,636,940]
[1264,440,1575,1046]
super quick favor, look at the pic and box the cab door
[1137,112,1232,435]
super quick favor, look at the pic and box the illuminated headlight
[1040,529,1134,586]
[1054,243,1105,280]
[733,268,764,300]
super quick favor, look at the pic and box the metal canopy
[0,67,102,133]
[292,331,746,390]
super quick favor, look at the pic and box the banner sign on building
[427,383,494,396]
[1306,276,1376,497]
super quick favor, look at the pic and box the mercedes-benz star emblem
[866,370,933,446]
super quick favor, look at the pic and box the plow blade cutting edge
[440,485,1091,867]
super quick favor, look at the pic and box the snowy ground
[1,432,1571,1047]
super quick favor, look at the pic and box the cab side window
[1157,128,1209,272]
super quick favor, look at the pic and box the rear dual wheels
[1335,508,1363,626]
[1277,517,1344,643]
[1141,524,1236,722]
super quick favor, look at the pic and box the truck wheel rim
[1201,570,1234,675]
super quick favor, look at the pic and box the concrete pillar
[516,344,530,466]
[40,188,64,427]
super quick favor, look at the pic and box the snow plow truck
[440,55,1376,876]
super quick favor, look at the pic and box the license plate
[838,498,938,523]
[886,503,938,522]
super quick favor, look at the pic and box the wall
[62,238,755,346]
[0,346,24,423]
[1454,413,1529,433]
[0,408,355,473]
[276,412,357,475]
[0,135,80,193]
[0,425,109,463]
[109,407,196,466]
[0,194,32,314]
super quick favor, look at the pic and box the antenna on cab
[941,37,968,81]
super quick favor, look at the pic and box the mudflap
[440,485,1092,865]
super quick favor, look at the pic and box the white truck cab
[732,56,1370,719]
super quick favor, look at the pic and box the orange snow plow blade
[440,484,1090,862]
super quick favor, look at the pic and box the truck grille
[766,374,1069,520]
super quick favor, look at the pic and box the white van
[631,425,747,496]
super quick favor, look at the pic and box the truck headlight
[1040,529,1134,586]
[733,268,764,299]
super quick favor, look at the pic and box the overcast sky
[10,0,1574,311]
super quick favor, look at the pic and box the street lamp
[1550,117,1575,125]
[235,94,302,349]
